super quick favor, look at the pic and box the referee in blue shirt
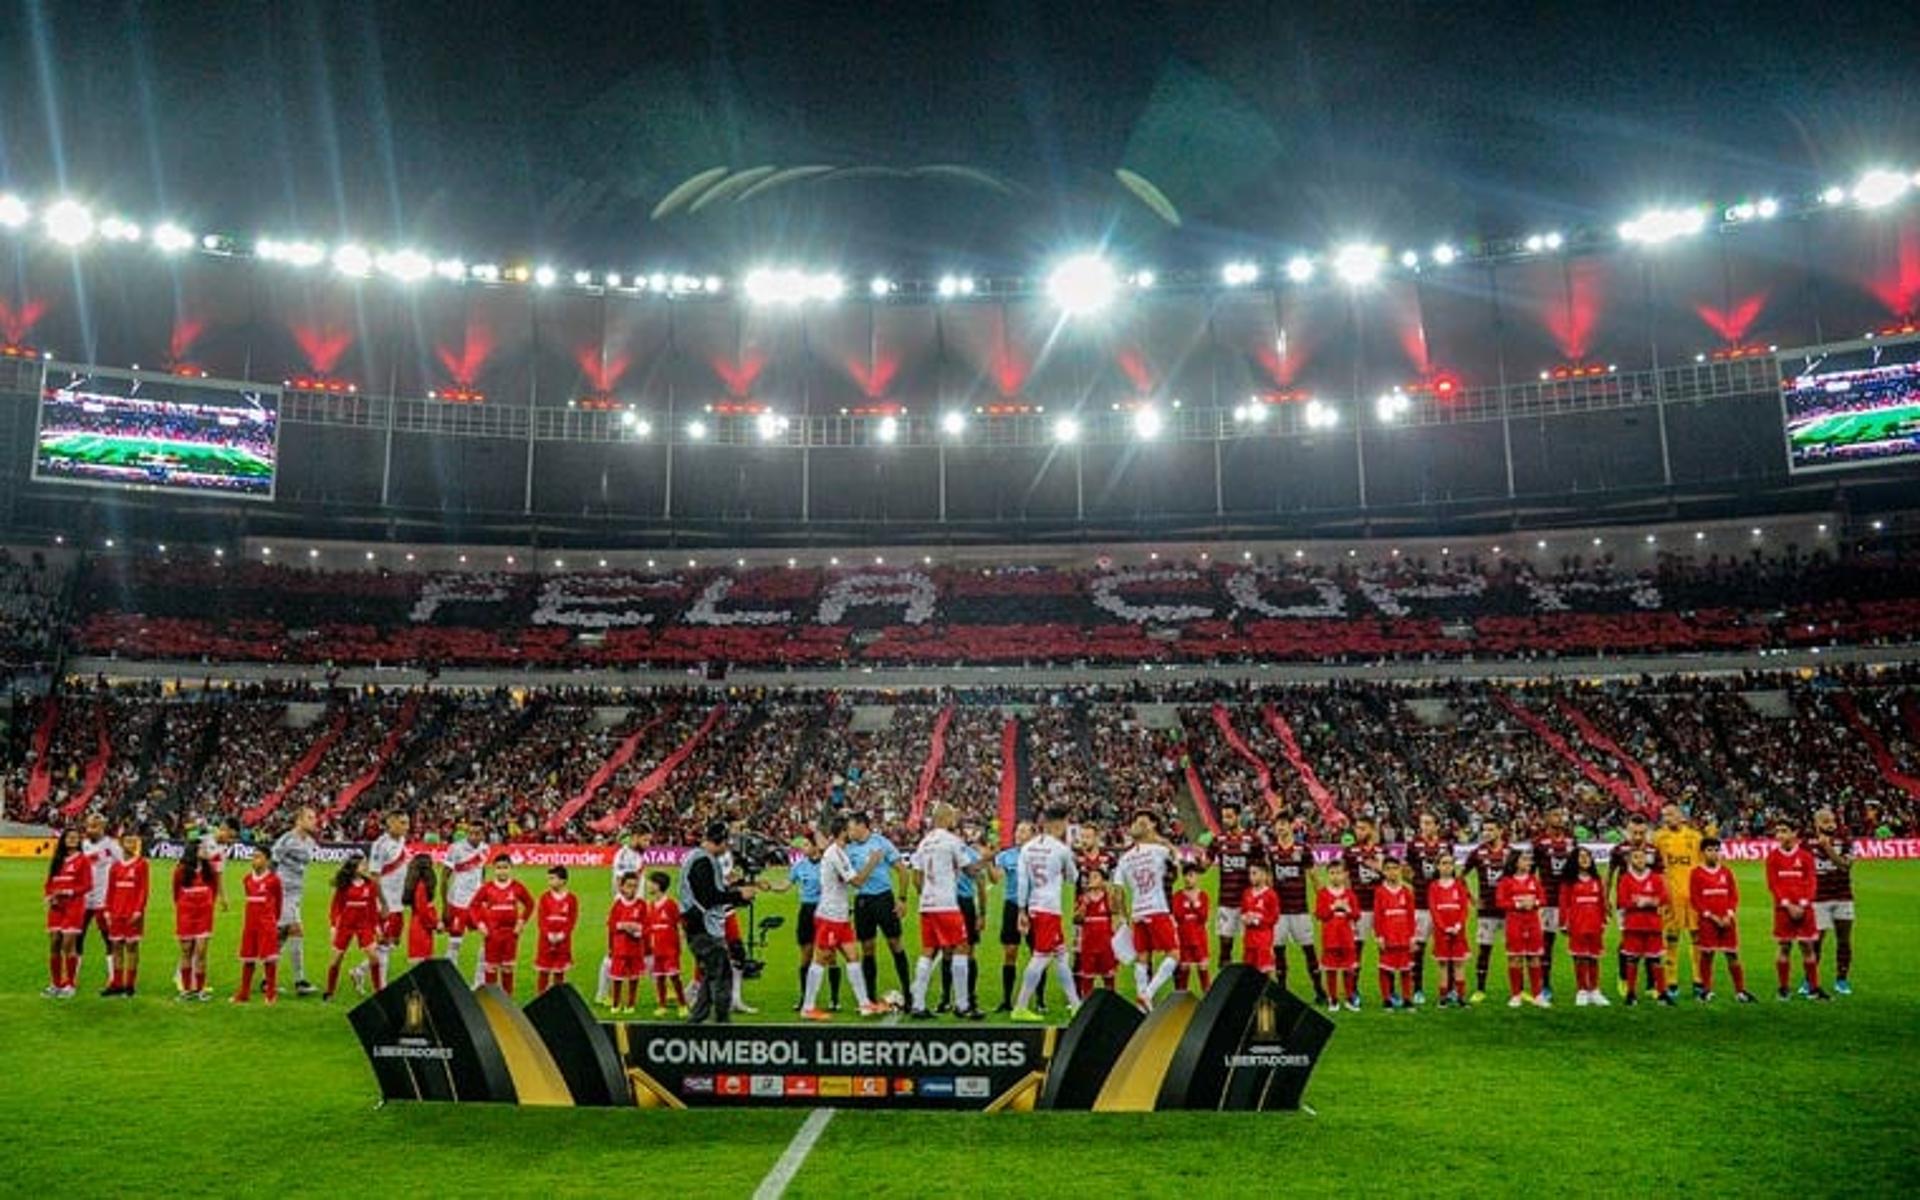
[846,811,912,1002]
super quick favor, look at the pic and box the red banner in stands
[1260,704,1347,831]
[1495,694,1655,818]
[1184,757,1221,838]
[997,717,1018,847]
[61,710,112,819]
[244,709,346,825]
[325,692,422,821]
[24,699,57,817]
[588,705,727,834]
[542,710,669,833]
[910,704,954,831]
[1555,698,1664,811]
[1210,703,1283,817]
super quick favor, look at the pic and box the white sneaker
[1589,991,1611,1007]
[1533,993,1552,1008]
[1574,990,1591,1007]
[1507,995,1526,1008]
[731,999,759,1014]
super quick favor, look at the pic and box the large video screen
[1782,343,1920,473]
[34,367,280,498]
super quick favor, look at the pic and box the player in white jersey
[907,803,982,1020]
[800,815,889,1018]
[272,806,322,994]
[1012,805,1081,1021]
[596,827,651,1003]
[78,813,127,987]
[439,823,491,987]
[1117,810,1182,1010]
[356,812,410,990]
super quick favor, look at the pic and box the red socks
[1527,963,1545,995]
[1508,964,1525,996]
[1802,958,1821,990]
[264,961,279,1000]
[1699,956,1714,992]
[1729,961,1746,993]
[326,962,342,996]
[1650,962,1668,994]
[1379,970,1394,1004]
[238,963,256,1001]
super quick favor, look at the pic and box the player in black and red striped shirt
[1465,821,1511,1004]
[1340,817,1387,958]
[1267,822,1324,1003]
[1208,803,1266,967]
[1529,809,1578,1002]
[1809,808,1855,995]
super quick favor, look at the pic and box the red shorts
[379,912,404,943]
[1773,905,1818,943]
[1621,927,1664,957]
[1319,940,1357,971]
[407,918,437,961]
[1131,914,1178,956]
[107,912,146,944]
[815,918,856,954]
[1694,914,1739,952]
[1078,941,1118,977]
[1378,941,1413,971]
[920,910,968,953]
[1505,924,1544,957]
[1029,912,1066,955]
[47,897,86,936]
[444,905,476,936]
[1567,927,1605,958]
[534,936,573,972]
[483,929,520,966]
[1431,927,1469,963]
[649,936,679,970]
[239,923,279,962]
[610,949,647,981]
[176,903,214,941]
[1244,937,1276,973]
[1177,927,1210,966]
[332,924,376,952]
[724,911,741,942]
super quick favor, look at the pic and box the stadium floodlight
[572,269,593,286]
[1852,168,1911,210]
[704,276,723,293]
[604,272,623,288]
[1332,243,1385,286]
[755,412,789,441]
[940,410,966,436]
[0,193,29,229]
[98,216,141,242]
[1399,250,1420,269]
[687,419,708,440]
[1234,400,1268,424]
[533,265,558,288]
[1821,185,1846,206]
[647,272,668,292]
[1756,197,1780,218]
[377,249,433,283]
[434,258,466,281]
[151,223,194,253]
[1619,206,1706,245]
[1285,256,1315,283]
[876,416,899,443]
[1222,260,1260,286]
[1046,253,1121,316]
[470,262,501,282]
[1303,399,1339,429]
[1131,269,1156,289]
[1132,405,1164,439]
[332,244,373,277]
[43,199,95,246]
[870,276,894,297]
[1053,414,1081,443]
[1524,231,1563,253]
[1375,389,1412,423]
[1431,243,1458,266]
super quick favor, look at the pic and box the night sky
[0,0,1915,272]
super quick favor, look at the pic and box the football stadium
[3,6,1920,1198]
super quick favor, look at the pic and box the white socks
[1054,954,1081,1007]
[951,956,972,1012]
[596,955,613,1002]
[847,960,873,1007]
[1015,957,1050,1009]
[911,956,936,1011]
[286,935,305,983]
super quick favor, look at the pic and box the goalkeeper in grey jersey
[272,807,322,996]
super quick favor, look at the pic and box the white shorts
[279,892,304,927]
[1215,907,1244,938]
[1355,913,1374,943]
[1814,900,1855,930]
[1277,914,1315,947]
[1540,907,1561,935]
[1414,911,1433,942]
[1476,916,1505,947]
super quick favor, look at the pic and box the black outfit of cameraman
[681,849,748,1024]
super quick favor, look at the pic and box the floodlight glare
[1332,243,1385,286]
[533,265,558,287]
[1756,197,1780,218]
[435,258,466,281]
[1821,186,1846,205]
[332,244,373,277]
[755,412,789,441]
[1853,168,1911,209]
[43,199,95,246]
[1285,256,1315,283]
[1375,390,1412,423]
[1431,243,1458,265]
[1223,261,1260,286]
[940,411,966,436]
[1132,406,1163,439]
[1619,206,1706,245]
[1046,253,1120,316]
[378,249,433,283]
[687,419,709,440]
[1399,250,1420,269]
[1303,399,1340,430]
[0,194,30,229]
[1053,415,1081,443]
[870,276,893,296]
[151,223,194,254]
[876,416,899,443]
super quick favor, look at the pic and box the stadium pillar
[525,292,540,515]
[1643,260,1674,489]
[1075,443,1085,522]
[937,443,947,522]
[664,305,679,521]
[1489,264,1517,500]
[1213,433,1224,516]
[802,440,811,521]
[379,354,397,507]
[1350,299,1368,511]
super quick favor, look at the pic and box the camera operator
[681,819,784,1025]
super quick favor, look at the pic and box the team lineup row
[35,794,1861,1020]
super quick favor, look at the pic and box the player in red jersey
[473,853,536,995]
[1809,808,1855,995]
[1208,801,1266,966]
[534,866,580,994]
[1529,809,1577,1001]
[1425,853,1472,1007]
[605,872,649,1014]
[1690,837,1755,1003]
[324,852,381,1000]
[1372,858,1417,1010]
[1465,821,1510,1003]
[403,854,439,965]
[1614,845,1671,1006]
[1340,818,1387,958]
[233,845,284,1004]
[173,838,218,1001]
[1171,864,1213,993]
[1315,862,1361,1012]
[1402,811,1451,1005]
[1765,824,1828,1001]
[42,828,89,998]
[1073,862,1119,994]
[1240,862,1281,982]
[1496,849,1550,1007]
[1563,848,1611,1007]
[1269,823,1325,1003]
[103,831,149,997]
[644,871,688,1015]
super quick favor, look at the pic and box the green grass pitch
[37,432,272,479]
[1787,401,1920,450]
[3,860,1915,1198]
